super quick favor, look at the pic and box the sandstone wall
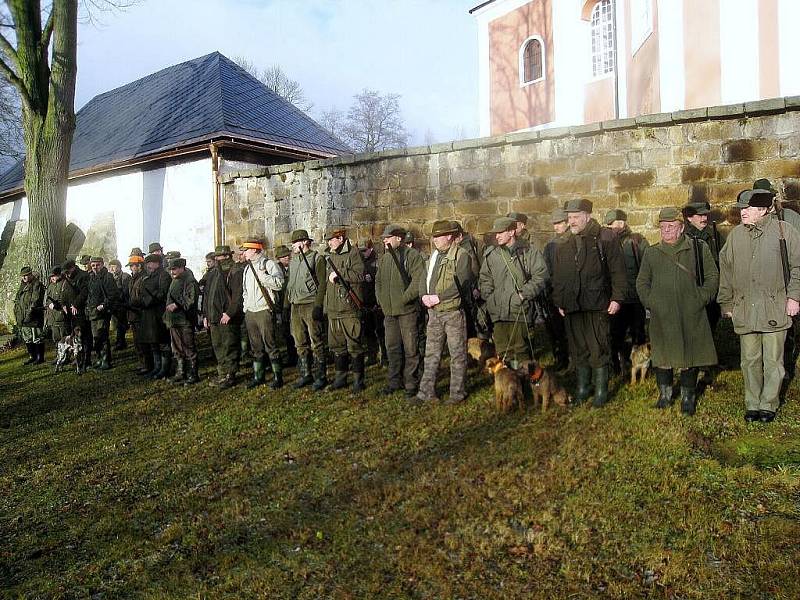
[220,97,800,250]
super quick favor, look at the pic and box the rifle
[299,247,319,288]
[245,259,277,312]
[775,185,791,292]
[691,236,705,287]
[326,256,364,310]
[385,243,411,289]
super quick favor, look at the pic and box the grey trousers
[740,330,787,413]
[418,309,467,402]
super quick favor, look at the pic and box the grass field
[2,327,800,599]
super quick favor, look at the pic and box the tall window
[591,0,615,77]
[520,37,544,84]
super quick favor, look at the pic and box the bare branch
[0,29,17,63]
[39,8,54,54]
[0,53,30,111]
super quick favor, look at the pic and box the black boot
[247,361,266,389]
[269,361,284,389]
[574,365,592,404]
[351,354,365,392]
[137,347,154,375]
[154,352,172,380]
[655,367,674,409]
[329,354,350,390]
[592,366,609,407]
[170,359,186,383]
[145,351,162,379]
[680,368,698,416]
[293,354,313,389]
[184,359,200,385]
[23,343,37,365]
[99,347,112,370]
[311,354,328,391]
[35,342,46,365]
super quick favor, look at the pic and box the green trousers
[492,320,532,363]
[740,329,787,413]
[328,314,364,358]
[210,321,241,376]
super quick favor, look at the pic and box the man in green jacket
[202,245,244,389]
[551,199,627,406]
[376,223,425,398]
[287,229,328,390]
[719,189,800,423]
[126,255,151,375]
[416,220,474,405]
[45,266,73,346]
[14,266,45,365]
[87,257,121,370]
[479,216,548,367]
[108,259,130,350]
[324,226,366,392]
[63,259,92,371]
[636,208,719,415]
[274,245,296,367]
[164,257,200,384]
[135,254,172,379]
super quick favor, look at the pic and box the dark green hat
[489,216,516,234]
[109,259,122,267]
[205,251,216,260]
[90,256,104,263]
[430,220,460,237]
[129,247,145,257]
[20,266,32,276]
[274,244,291,258]
[564,198,593,213]
[753,178,777,193]
[291,229,311,243]
[735,189,774,209]
[79,255,91,265]
[324,226,347,240]
[381,223,407,238]
[683,202,710,218]
[403,231,415,244]
[50,266,62,277]
[168,258,186,269]
[144,253,162,264]
[165,250,181,260]
[63,259,77,270]
[551,208,567,223]
[214,245,232,256]
[148,242,163,253]
[604,209,627,225]
[507,211,528,224]
[658,207,683,222]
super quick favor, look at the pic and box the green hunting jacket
[420,243,473,313]
[64,268,90,319]
[127,272,143,324]
[202,259,244,325]
[479,240,548,323]
[375,245,425,316]
[324,238,364,318]
[14,276,45,328]
[45,278,74,328]
[287,249,326,307]
[718,213,800,335]
[133,267,171,343]
[636,235,718,368]
[87,267,121,321]
[163,270,199,329]
[615,225,649,303]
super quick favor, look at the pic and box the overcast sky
[75,0,480,145]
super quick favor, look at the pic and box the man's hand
[48,302,55,310]
[71,306,78,316]
[203,317,209,329]
[787,298,800,317]
[607,301,621,315]
[166,303,178,313]
[328,272,338,284]
[724,312,733,318]
[97,304,104,312]
[422,294,440,308]
[220,312,231,325]
[518,292,524,301]
[558,308,565,317]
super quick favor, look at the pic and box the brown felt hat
[431,220,460,237]
[735,189,775,209]
[489,217,516,234]
[381,223,407,238]
[290,229,311,243]
[145,254,162,264]
[324,226,347,240]
[148,242,163,253]
[507,211,528,224]
[168,258,186,269]
[20,266,32,276]
[274,245,291,259]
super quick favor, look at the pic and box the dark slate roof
[0,51,350,195]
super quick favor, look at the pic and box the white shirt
[425,249,439,294]
[242,256,284,313]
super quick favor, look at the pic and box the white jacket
[242,255,284,313]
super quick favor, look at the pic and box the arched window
[591,0,615,77]
[520,36,545,85]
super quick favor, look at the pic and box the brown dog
[485,357,525,412]
[529,362,571,412]
[630,342,652,385]
[467,337,496,369]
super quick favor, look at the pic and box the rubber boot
[680,368,698,416]
[592,366,609,407]
[170,359,186,384]
[329,354,350,390]
[153,352,172,380]
[655,367,674,409]
[293,354,313,389]
[137,348,154,375]
[144,351,161,379]
[35,342,46,365]
[99,347,112,371]
[269,361,284,389]
[311,354,329,391]
[247,361,266,389]
[574,365,592,405]
[184,359,200,385]
[218,372,236,389]
[351,354,366,392]
[23,343,36,365]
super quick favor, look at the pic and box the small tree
[336,89,409,154]
[233,56,313,112]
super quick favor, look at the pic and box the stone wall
[220,96,800,250]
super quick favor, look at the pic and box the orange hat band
[128,256,145,264]
[241,242,263,250]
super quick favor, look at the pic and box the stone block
[528,158,574,177]
[671,107,708,123]
[745,97,786,115]
[708,103,745,119]
[635,112,673,126]
[670,145,696,165]
[610,169,656,191]
[721,139,779,163]
[550,174,592,195]
[655,166,681,185]
[429,142,454,153]
[511,197,557,214]
[633,186,685,207]
[539,126,573,140]
[753,159,800,179]
[641,148,671,166]
[464,183,482,201]
[391,205,443,222]
[574,154,627,173]
[459,201,503,215]
[708,182,747,204]
[570,122,603,136]
[405,144,429,156]
[601,118,637,131]
[487,179,519,198]
[696,143,721,163]
[450,167,486,184]
[780,138,800,158]
[505,130,540,145]
[719,162,755,182]
[681,165,720,184]
[592,174,609,192]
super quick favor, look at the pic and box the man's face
[130,263,143,275]
[109,263,120,274]
[153,249,163,256]
[659,220,684,244]
[278,256,290,267]
[90,260,103,274]
[292,240,305,254]
[553,221,569,235]
[383,235,401,250]
[215,253,231,264]
[495,229,515,247]
[740,206,768,225]
[21,273,32,283]
[205,258,215,269]
[145,261,159,274]
[327,235,344,252]
[609,219,626,232]
[432,233,454,252]
[568,211,591,234]
[169,266,184,279]
[687,213,708,230]
[243,248,259,262]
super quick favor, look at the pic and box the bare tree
[233,56,313,112]
[0,75,22,162]
[335,89,408,153]
[318,107,345,138]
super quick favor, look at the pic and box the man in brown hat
[416,220,473,405]
[87,257,121,370]
[240,239,285,389]
[108,259,131,350]
[551,199,626,406]
[540,207,570,371]
[135,254,172,379]
[376,223,425,398]
[63,259,92,371]
[507,211,531,243]
[45,265,73,348]
[202,245,244,388]
[164,257,200,384]
[324,226,367,391]
[126,254,151,374]
[287,229,328,389]
[14,266,45,364]
[719,189,800,423]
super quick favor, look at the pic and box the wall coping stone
[708,103,745,118]
[635,112,673,126]
[406,145,430,156]
[744,97,786,115]
[504,130,540,144]
[671,108,708,122]
[601,117,637,131]
[538,126,573,139]
[429,142,454,153]
[785,95,800,109]
[570,122,603,136]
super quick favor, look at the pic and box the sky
[75,0,481,146]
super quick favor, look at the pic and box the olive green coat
[45,278,75,328]
[287,249,326,307]
[375,245,425,316]
[479,240,548,323]
[636,235,719,368]
[420,243,473,313]
[14,277,45,328]
[87,267,121,321]
[132,268,171,344]
[324,238,364,318]
[163,270,199,328]
[718,213,800,335]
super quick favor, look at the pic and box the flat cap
[108,259,122,267]
[682,202,710,218]
[604,209,627,225]
[658,207,683,222]
[168,257,186,269]
[489,216,517,234]
[551,208,567,223]
[431,220,460,237]
[324,226,347,240]
[564,198,593,213]
[290,229,312,243]
[381,223,407,238]
[274,244,291,259]
[20,266,32,276]
[214,245,232,256]
[735,189,775,209]
[90,256,104,263]
[507,211,528,224]
[165,250,182,260]
[144,253,162,264]
[129,247,145,257]
[148,242,163,253]
[205,251,216,260]
[753,178,777,193]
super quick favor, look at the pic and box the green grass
[2,330,800,599]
